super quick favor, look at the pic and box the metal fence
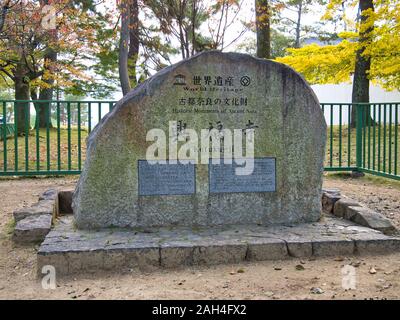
[321,103,399,180]
[1,100,399,180]
[0,100,115,176]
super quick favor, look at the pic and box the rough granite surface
[73,51,326,229]
[13,200,55,222]
[14,214,52,243]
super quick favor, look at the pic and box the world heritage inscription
[73,51,326,229]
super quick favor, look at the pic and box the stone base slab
[37,215,400,276]
[14,214,52,244]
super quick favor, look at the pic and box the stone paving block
[322,188,341,194]
[132,248,160,271]
[246,238,288,261]
[13,214,52,244]
[322,189,341,214]
[333,197,361,218]
[355,238,400,255]
[312,238,355,256]
[286,240,313,258]
[39,189,58,201]
[37,252,69,276]
[160,246,194,267]
[193,244,247,265]
[66,251,83,274]
[103,249,128,270]
[347,206,397,235]
[13,200,55,222]
[68,250,105,274]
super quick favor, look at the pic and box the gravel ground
[0,174,399,300]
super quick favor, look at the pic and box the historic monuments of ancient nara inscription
[72,51,327,229]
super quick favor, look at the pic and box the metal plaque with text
[138,161,195,196]
[209,158,276,193]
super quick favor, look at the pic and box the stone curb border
[38,242,400,276]
[37,220,400,277]
[13,187,398,244]
[322,188,397,235]
[12,188,73,244]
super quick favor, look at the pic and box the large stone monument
[73,51,326,229]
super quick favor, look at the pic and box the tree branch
[0,66,14,81]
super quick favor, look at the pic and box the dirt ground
[0,174,400,300]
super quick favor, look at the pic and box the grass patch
[326,124,399,175]
[0,127,88,172]
[2,218,16,240]
[362,174,400,189]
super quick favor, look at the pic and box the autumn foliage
[276,0,400,91]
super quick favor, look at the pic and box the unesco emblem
[240,76,251,86]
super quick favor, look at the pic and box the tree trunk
[255,0,271,59]
[14,75,30,136]
[178,21,187,59]
[34,49,56,128]
[0,1,10,32]
[29,1,57,128]
[294,1,302,48]
[128,0,139,88]
[191,0,197,56]
[351,0,374,128]
[119,0,131,96]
